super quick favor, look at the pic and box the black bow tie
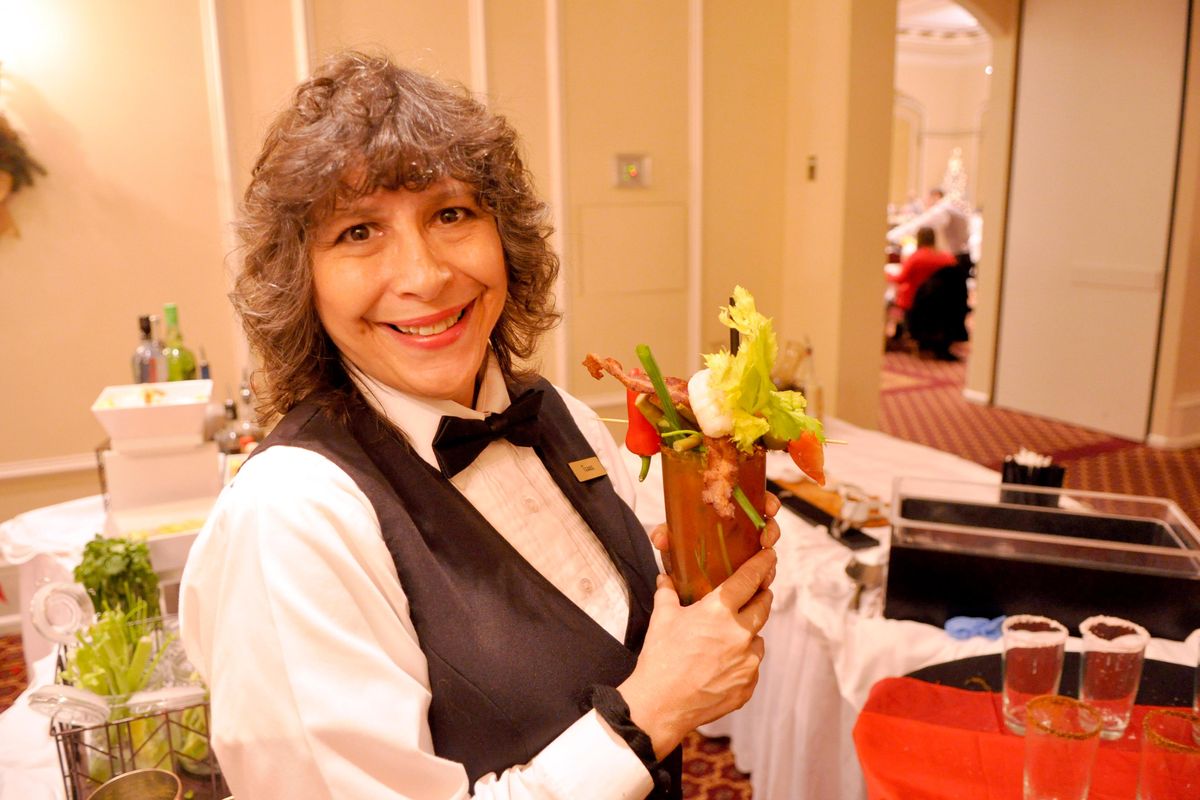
[431,388,544,477]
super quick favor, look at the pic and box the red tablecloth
[852,677,1172,800]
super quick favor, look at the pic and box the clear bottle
[130,315,165,383]
[234,377,264,451]
[797,338,824,422]
[162,303,197,381]
[214,399,243,455]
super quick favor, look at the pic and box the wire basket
[44,615,229,800]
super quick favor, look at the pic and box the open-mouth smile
[381,300,474,340]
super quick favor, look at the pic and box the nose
[384,228,453,300]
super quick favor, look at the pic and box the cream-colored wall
[782,0,893,428]
[893,49,991,205]
[0,1,236,518]
[701,0,788,354]
[960,0,1018,404]
[561,1,692,397]
[1149,1,1200,447]
[995,0,1187,439]
[483,0,559,378]
[311,0,473,82]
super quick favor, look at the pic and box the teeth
[394,308,464,336]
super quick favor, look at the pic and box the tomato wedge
[787,431,826,486]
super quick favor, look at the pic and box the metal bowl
[90,769,181,800]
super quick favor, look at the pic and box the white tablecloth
[3,419,1196,800]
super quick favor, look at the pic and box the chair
[905,264,970,357]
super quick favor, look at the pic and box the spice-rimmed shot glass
[1002,614,1068,735]
[1078,614,1149,740]
[1137,709,1200,799]
[659,444,766,605]
[1023,695,1102,800]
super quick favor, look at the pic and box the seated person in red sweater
[889,226,956,312]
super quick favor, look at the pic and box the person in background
[887,187,973,274]
[179,50,779,800]
[888,226,956,318]
[892,226,969,361]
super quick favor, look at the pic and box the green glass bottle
[163,303,197,381]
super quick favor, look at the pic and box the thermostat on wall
[614,153,650,188]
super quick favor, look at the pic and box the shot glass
[1137,709,1200,799]
[1023,695,1102,800]
[660,444,766,605]
[1079,615,1149,740]
[1002,614,1068,735]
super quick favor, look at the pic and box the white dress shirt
[179,358,655,800]
[886,198,971,255]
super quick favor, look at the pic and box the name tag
[569,457,607,482]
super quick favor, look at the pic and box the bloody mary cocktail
[660,444,766,605]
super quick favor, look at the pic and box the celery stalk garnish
[636,344,685,432]
[733,486,765,531]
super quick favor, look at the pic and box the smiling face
[310,179,508,407]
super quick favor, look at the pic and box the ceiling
[897,0,984,38]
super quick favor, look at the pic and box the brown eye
[339,224,371,243]
[438,208,467,224]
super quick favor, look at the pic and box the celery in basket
[60,601,177,777]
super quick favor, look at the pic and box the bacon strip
[582,353,692,410]
[700,436,740,519]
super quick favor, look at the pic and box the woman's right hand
[616,547,777,760]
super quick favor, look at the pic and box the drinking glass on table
[1002,614,1068,735]
[1137,709,1200,799]
[1023,695,1102,800]
[1078,615,1149,740]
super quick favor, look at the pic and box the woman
[179,50,779,799]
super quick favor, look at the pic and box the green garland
[0,112,46,192]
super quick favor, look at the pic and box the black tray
[907,652,1195,708]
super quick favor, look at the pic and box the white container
[92,380,212,452]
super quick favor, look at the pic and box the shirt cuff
[533,709,655,799]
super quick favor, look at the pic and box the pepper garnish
[624,389,662,482]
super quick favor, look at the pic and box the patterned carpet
[1,351,1195,798]
[879,347,1200,525]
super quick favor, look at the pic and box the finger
[750,634,765,660]
[653,573,681,610]
[764,491,781,518]
[759,519,781,549]
[714,548,777,610]
[649,524,669,552]
[738,588,774,633]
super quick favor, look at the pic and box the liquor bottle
[162,303,197,381]
[214,398,243,454]
[130,315,165,383]
[797,338,824,422]
[235,378,264,450]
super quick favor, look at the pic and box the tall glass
[1137,709,1200,799]
[1023,695,1102,800]
[1079,615,1149,740]
[660,444,766,605]
[1002,615,1068,735]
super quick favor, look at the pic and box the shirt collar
[345,355,511,470]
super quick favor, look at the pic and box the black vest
[258,379,681,797]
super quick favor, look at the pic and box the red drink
[660,445,766,605]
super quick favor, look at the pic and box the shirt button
[522,496,539,513]
[580,578,595,595]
